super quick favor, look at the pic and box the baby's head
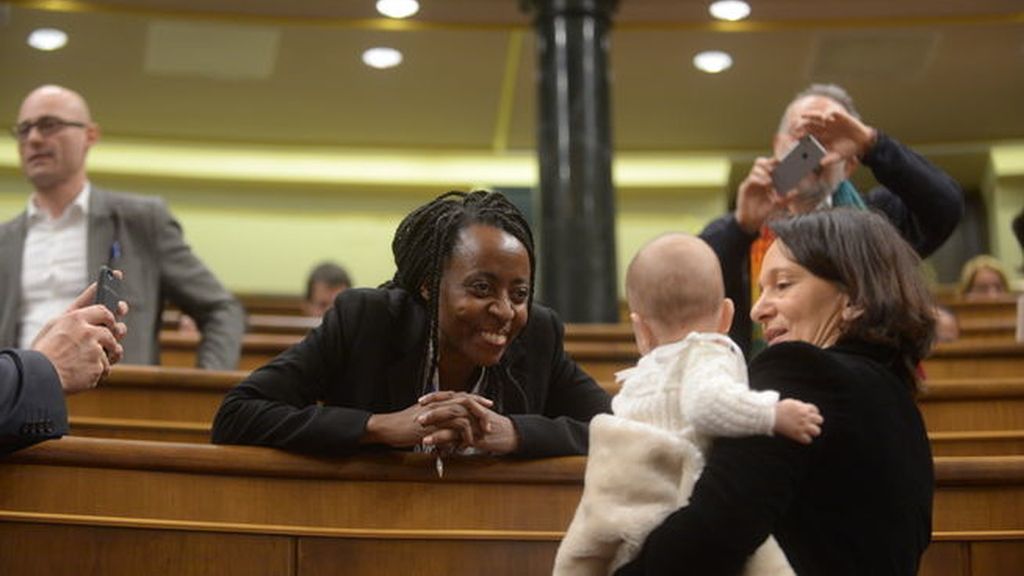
[625,233,734,354]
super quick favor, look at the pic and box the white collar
[27,181,92,221]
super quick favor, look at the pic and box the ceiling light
[709,1,751,22]
[362,47,403,69]
[693,50,733,74]
[376,0,420,19]
[27,28,68,51]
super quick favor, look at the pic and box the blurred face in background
[965,267,1008,300]
[16,86,97,192]
[303,282,348,318]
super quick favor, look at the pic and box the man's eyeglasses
[10,116,87,140]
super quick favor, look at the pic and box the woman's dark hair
[769,208,936,388]
[383,190,535,404]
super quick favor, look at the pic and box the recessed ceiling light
[362,47,403,69]
[709,1,751,22]
[376,0,420,19]
[693,50,733,74]
[27,28,68,51]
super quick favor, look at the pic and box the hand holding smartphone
[94,266,123,315]
[771,135,827,196]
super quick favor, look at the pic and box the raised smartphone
[94,266,123,314]
[771,134,827,195]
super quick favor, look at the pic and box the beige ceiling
[1,0,1022,189]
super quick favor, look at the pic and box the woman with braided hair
[212,190,611,457]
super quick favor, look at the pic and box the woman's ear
[841,299,864,322]
[717,298,735,334]
[629,312,655,356]
[420,283,430,301]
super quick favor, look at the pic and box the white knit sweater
[612,332,778,448]
[553,332,793,576]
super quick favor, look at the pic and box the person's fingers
[416,404,473,434]
[461,400,494,433]
[112,321,128,341]
[463,393,494,407]
[117,300,129,318]
[76,304,118,330]
[68,282,98,311]
[422,428,461,448]
[97,344,112,382]
[93,324,120,355]
[107,343,124,365]
[418,390,456,405]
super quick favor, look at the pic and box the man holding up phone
[1,281,127,454]
[701,84,964,354]
[0,85,244,369]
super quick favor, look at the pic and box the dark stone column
[522,0,619,323]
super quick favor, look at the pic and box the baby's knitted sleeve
[677,338,779,439]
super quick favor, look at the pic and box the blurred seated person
[302,261,352,317]
[933,305,959,345]
[701,83,963,354]
[2,281,127,454]
[958,255,1011,300]
[212,190,611,458]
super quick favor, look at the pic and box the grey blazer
[0,188,244,369]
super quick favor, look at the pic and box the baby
[553,233,822,576]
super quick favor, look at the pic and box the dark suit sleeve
[149,199,245,370]
[617,343,833,576]
[700,214,758,353]
[862,131,964,258]
[510,309,612,458]
[1,349,68,455]
[210,297,371,456]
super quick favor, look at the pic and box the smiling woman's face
[436,224,531,378]
[751,240,850,348]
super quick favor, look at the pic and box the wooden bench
[923,342,1024,379]
[1,438,1022,576]
[74,367,1024,455]
[944,296,1020,324]
[66,365,246,444]
[958,316,1018,343]
[160,331,299,370]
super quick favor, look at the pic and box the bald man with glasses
[0,85,244,369]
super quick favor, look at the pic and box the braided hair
[383,190,536,404]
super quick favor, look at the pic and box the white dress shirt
[18,184,91,348]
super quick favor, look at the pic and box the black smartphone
[771,134,827,195]
[95,266,123,314]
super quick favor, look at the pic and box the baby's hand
[774,399,823,444]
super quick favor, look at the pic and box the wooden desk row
[160,328,1024,382]
[68,366,1024,457]
[2,437,1023,576]
[228,291,1019,319]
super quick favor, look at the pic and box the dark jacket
[212,287,612,457]
[701,132,963,354]
[616,339,934,576]
[1,349,68,455]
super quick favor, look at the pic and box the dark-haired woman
[617,208,935,576]
[212,190,611,457]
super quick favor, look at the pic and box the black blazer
[1,349,68,455]
[212,287,611,457]
[617,339,934,576]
